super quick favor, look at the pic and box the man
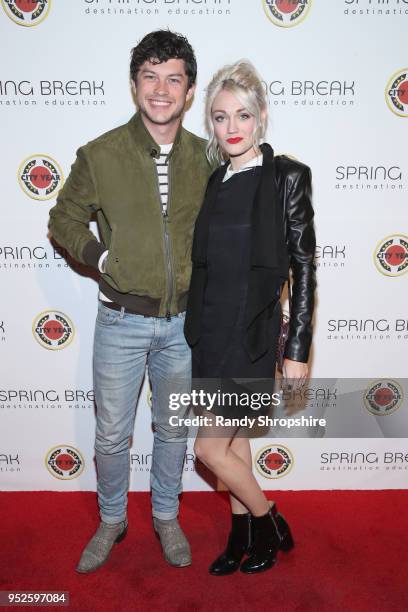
[48,30,213,572]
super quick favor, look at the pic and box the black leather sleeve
[284,165,316,363]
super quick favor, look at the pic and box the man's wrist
[82,240,107,269]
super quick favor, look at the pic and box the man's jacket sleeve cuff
[82,240,106,269]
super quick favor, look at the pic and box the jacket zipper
[154,157,174,321]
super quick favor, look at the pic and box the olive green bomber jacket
[48,112,214,317]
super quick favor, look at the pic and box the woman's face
[211,89,257,165]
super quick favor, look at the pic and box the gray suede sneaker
[153,517,191,567]
[76,519,128,574]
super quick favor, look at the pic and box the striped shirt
[154,143,173,214]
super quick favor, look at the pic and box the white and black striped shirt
[154,142,173,214]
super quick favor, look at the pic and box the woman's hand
[282,358,308,390]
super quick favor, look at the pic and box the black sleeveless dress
[192,166,281,418]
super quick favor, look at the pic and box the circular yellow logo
[254,444,294,479]
[45,445,84,480]
[373,234,408,277]
[18,154,63,201]
[363,380,404,416]
[1,0,51,27]
[385,68,408,117]
[263,0,312,28]
[32,310,75,350]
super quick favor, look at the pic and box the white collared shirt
[223,153,263,182]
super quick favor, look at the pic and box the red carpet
[0,490,407,612]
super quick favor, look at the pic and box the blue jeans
[93,302,191,524]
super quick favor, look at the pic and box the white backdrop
[1,0,407,492]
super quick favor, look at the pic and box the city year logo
[385,69,408,117]
[18,154,63,201]
[364,380,403,416]
[32,310,74,350]
[263,0,312,27]
[1,0,50,27]
[255,444,294,478]
[45,445,84,480]
[374,234,408,277]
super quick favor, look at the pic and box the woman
[184,60,316,575]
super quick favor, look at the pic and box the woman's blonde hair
[205,59,268,164]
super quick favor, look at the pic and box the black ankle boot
[209,512,252,576]
[240,505,294,574]
[275,510,295,553]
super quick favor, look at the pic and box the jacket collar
[223,153,263,181]
[128,111,183,159]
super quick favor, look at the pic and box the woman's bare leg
[228,435,252,514]
[194,424,269,517]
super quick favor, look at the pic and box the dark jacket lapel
[191,163,227,266]
[244,144,288,330]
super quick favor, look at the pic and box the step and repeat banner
[1,1,407,492]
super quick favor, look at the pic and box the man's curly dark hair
[130,30,197,89]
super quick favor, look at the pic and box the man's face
[132,58,195,128]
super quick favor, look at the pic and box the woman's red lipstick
[226,137,243,144]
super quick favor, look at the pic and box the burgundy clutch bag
[276,276,292,374]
